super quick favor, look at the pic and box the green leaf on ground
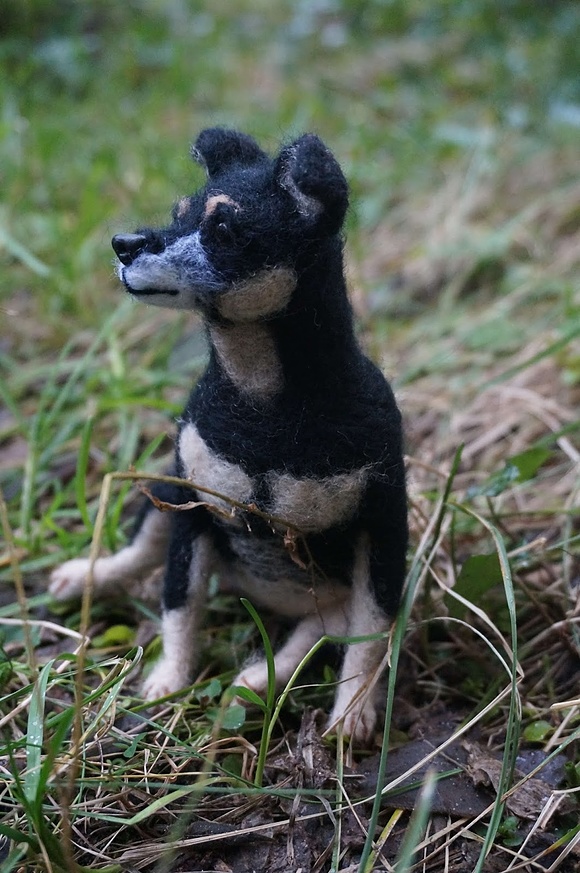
[92,624,135,648]
[467,447,552,498]
[446,553,504,618]
[523,720,552,743]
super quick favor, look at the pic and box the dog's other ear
[275,134,349,236]
[191,128,266,177]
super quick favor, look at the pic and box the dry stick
[60,470,117,871]
[0,487,37,675]
[139,472,327,585]
[138,471,328,584]
[135,469,302,531]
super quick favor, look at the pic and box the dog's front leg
[327,537,391,743]
[142,511,213,701]
[328,482,408,743]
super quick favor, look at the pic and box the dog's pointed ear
[191,128,266,177]
[275,134,349,235]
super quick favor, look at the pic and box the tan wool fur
[179,423,253,513]
[209,322,284,398]
[217,267,297,322]
[269,469,367,532]
[203,193,240,217]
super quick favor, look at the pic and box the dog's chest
[178,422,366,533]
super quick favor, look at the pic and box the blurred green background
[2,0,579,331]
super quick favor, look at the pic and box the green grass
[1,1,579,870]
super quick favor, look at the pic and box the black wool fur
[50,129,408,743]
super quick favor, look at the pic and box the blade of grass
[358,448,463,872]
[240,597,276,787]
[330,730,345,873]
[74,414,94,531]
[24,660,54,806]
[393,769,436,872]
[230,684,267,711]
[0,224,51,276]
[486,319,580,387]
[450,501,522,873]
[0,487,36,673]
[363,809,403,873]
[0,363,24,429]
[20,299,132,536]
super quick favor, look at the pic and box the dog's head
[112,128,348,320]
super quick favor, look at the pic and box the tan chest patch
[179,423,252,515]
[179,426,367,535]
[269,469,366,532]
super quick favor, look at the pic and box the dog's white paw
[141,658,190,702]
[232,660,270,703]
[49,558,92,601]
[328,694,378,745]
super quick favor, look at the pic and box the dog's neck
[206,246,358,404]
[208,320,283,399]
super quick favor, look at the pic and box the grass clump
[1,1,579,870]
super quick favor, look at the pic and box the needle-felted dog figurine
[50,128,408,742]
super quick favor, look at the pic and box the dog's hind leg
[328,484,407,743]
[233,601,349,700]
[49,479,179,601]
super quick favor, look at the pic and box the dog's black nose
[112,233,148,266]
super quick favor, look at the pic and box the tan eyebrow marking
[204,193,240,217]
[176,197,189,217]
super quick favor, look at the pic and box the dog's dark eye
[215,221,231,242]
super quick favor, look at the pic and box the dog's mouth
[120,269,180,297]
[135,288,180,297]
[131,287,180,297]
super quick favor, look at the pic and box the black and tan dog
[50,128,408,742]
